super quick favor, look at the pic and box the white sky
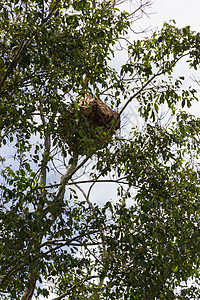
[144,0,200,30]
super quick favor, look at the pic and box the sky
[143,0,200,31]
[34,1,200,299]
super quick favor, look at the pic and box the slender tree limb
[40,230,100,251]
[0,124,12,146]
[70,179,128,185]
[18,0,62,290]
[56,152,79,202]
[56,153,91,201]
[71,179,95,210]
[0,262,24,289]
[110,52,189,132]
[0,0,60,91]
[20,95,52,300]
[39,96,51,187]
[48,178,129,188]
[0,70,51,96]
[52,274,90,300]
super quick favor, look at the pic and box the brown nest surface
[79,94,120,129]
[58,95,120,153]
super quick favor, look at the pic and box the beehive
[58,95,120,153]
[79,94,120,129]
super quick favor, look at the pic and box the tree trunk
[21,272,37,300]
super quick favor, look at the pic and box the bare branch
[41,230,101,256]
[56,152,79,202]
[69,178,129,185]
[71,179,95,210]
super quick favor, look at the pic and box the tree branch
[21,272,37,300]
[20,3,61,300]
[110,52,190,132]
[71,179,95,211]
[52,274,90,300]
[39,96,51,187]
[0,0,60,91]
[56,152,79,202]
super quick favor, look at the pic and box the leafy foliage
[0,0,200,299]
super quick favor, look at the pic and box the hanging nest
[58,94,120,154]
